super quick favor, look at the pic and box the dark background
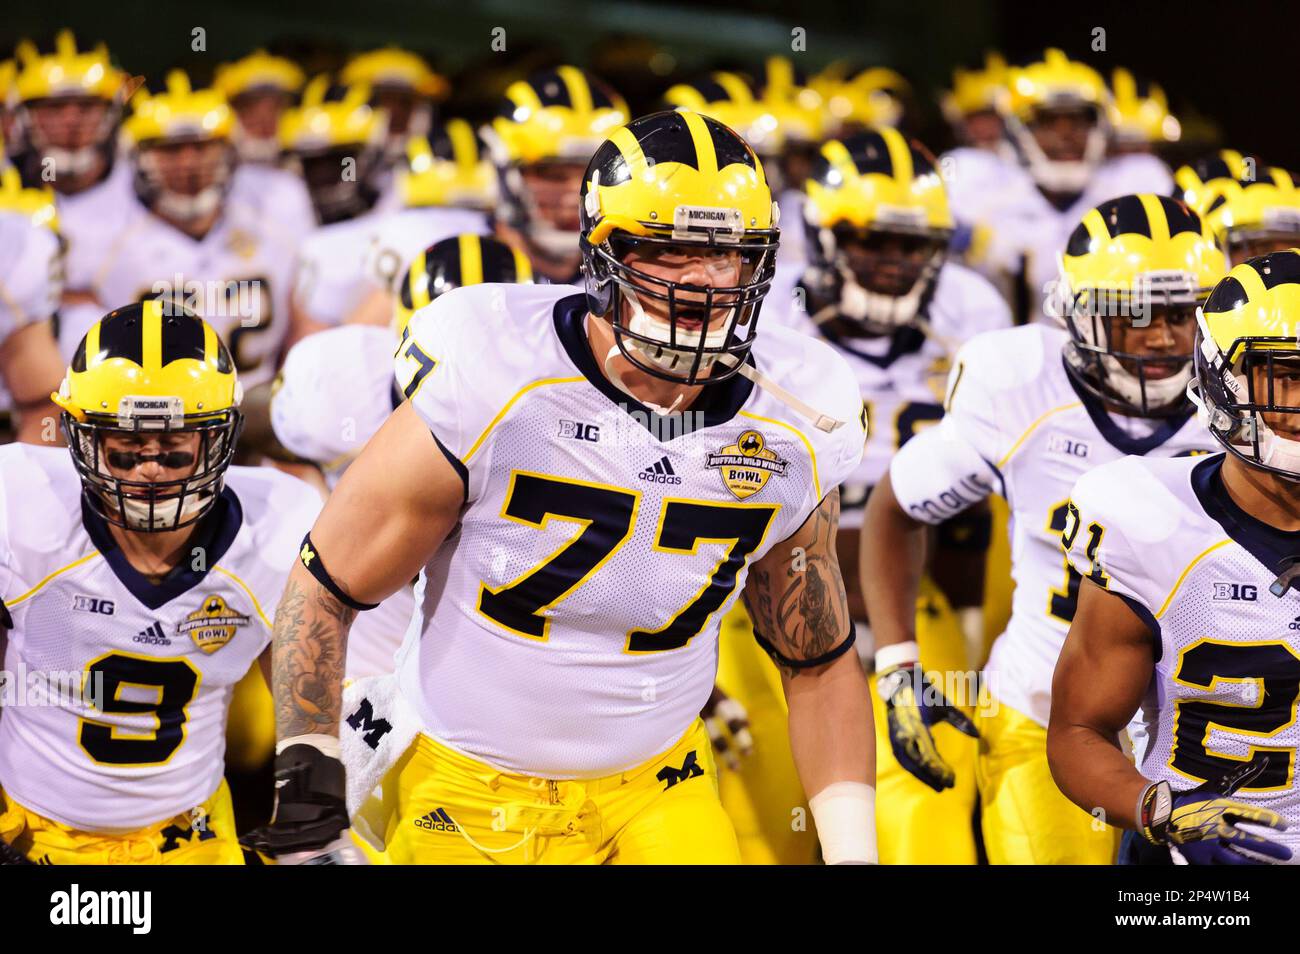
[5,0,1294,166]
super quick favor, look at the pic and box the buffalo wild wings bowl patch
[179,595,251,654]
[706,429,788,499]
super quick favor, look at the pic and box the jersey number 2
[477,472,778,653]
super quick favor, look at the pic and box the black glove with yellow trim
[876,648,979,793]
[1139,760,1291,865]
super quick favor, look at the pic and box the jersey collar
[551,293,754,439]
[80,487,244,611]
[1191,454,1300,576]
[1063,357,1195,456]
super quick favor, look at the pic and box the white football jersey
[949,153,1172,322]
[227,164,316,241]
[271,324,415,680]
[0,445,320,831]
[888,323,1215,726]
[364,206,492,294]
[1068,453,1300,859]
[0,212,61,348]
[56,160,135,298]
[85,195,296,389]
[394,283,865,777]
[290,213,384,328]
[769,263,1011,525]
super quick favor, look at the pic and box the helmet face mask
[18,95,119,182]
[814,223,949,333]
[65,410,242,532]
[1195,330,1300,482]
[592,230,777,385]
[297,145,382,223]
[54,302,244,533]
[512,159,588,257]
[135,137,235,226]
[1064,297,1198,416]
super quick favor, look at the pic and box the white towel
[340,674,422,851]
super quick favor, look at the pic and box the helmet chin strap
[1189,377,1300,482]
[155,185,224,225]
[1013,120,1107,195]
[43,144,103,178]
[235,134,281,164]
[601,344,685,416]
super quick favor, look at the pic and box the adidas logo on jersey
[413,808,460,833]
[132,621,171,646]
[1289,616,1300,631]
[639,456,682,485]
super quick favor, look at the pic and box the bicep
[306,400,465,603]
[1051,578,1155,738]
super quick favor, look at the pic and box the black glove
[877,661,979,792]
[241,741,358,862]
[1140,760,1291,865]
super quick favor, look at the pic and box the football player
[861,194,1226,863]
[0,168,64,445]
[340,46,447,169]
[88,72,296,389]
[269,234,532,681]
[1203,167,1300,265]
[1049,250,1300,864]
[213,50,305,166]
[772,129,1010,863]
[282,77,390,340]
[8,32,134,346]
[247,110,874,866]
[0,301,320,864]
[482,67,628,284]
[947,50,1173,323]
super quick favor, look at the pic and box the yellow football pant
[375,720,740,864]
[224,663,276,773]
[872,581,979,864]
[975,700,1119,865]
[0,779,243,865]
[715,604,819,864]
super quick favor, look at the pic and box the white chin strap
[526,220,579,260]
[119,489,210,531]
[155,185,224,225]
[43,144,103,179]
[1013,122,1107,194]
[235,135,281,164]
[622,286,731,378]
[1100,354,1191,411]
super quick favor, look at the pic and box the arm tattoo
[742,489,851,675]
[272,574,355,738]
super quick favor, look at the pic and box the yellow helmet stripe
[512,246,534,282]
[1078,206,1112,250]
[458,233,484,286]
[509,78,544,115]
[202,319,218,367]
[680,109,718,175]
[1138,193,1171,243]
[819,138,859,182]
[1235,260,1272,304]
[557,65,593,115]
[85,316,101,367]
[142,300,163,371]
[408,249,430,309]
[880,128,913,185]
[446,119,478,173]
[608,125,650,177]
[715,72,752,104]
